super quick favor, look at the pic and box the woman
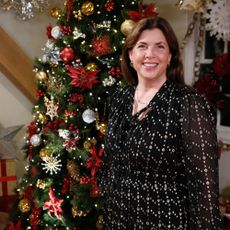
[99,17,223,229]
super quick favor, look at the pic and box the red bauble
[105,0,115,11]
[60,47,75,63]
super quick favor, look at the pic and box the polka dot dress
[99,80,223,230]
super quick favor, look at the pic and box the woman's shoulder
[174,83,206,102]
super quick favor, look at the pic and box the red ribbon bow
[129,3,158,22]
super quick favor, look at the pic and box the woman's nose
[145,47,155,58]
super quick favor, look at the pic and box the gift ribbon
[0,160,17,196]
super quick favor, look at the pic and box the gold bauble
[86,62,98,71]
[83,140,92,149]
[67,160,80,181]
[39,148,51,159]
[18,198,31,213]
[50,7,62,19]
[72,206,89,217]
[35,71,47,81]
[81,1,94,16]
[120,19,136,36]
[37,113,48,124]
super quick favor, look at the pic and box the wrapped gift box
[0,159,17,212]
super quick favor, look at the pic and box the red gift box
[0,159,17,212]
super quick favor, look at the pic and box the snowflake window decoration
[205,0,230,41]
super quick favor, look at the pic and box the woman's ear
[128,50,133,62]
[168,53,172,65]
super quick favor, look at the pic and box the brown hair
[121,17,184,86]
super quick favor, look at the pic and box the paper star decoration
[0,125,23,159]
[43,187,63,220]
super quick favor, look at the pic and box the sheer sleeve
[180,91,224,229]
[97,87,123,197]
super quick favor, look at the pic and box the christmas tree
[6,1,157,229]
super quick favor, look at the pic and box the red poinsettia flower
[195,74,224,109]
[213,53,230,77]
[66,65,99,90]
[68,93,84,104]
[86,146,104,177]
[129,3,158,22]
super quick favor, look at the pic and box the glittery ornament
[18,198,31,213]
[67,160,80,181]
[50,7,62,19]
[39,148,51,160]
[60,47,75,63]
[37,113,48,124]
[86,62,98,71]
[36,179,46,189]
[98,122,107,135]
[91,36,112,56]
[84,140,92,149]
[120,19,136,36]
[72,206,89,217]
[81,1,94,16]
[82,109,96,123]
[73,10,82,19]
[96,215,105,230]
[104,0,115,11]
[35,71,48,81]
[30,134,41,147]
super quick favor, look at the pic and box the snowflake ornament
[205,0,230,41]
[44,97,58,120]
[42,40,60,64]
[41,156,62,175]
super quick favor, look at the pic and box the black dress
[99,80,223,229]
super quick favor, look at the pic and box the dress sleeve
[97,87,123,196]
[180,92,224,229]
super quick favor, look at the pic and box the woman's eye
[157,45,165,49]
[137,45,146,48]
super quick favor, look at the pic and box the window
[200,31,230,144]
[183,19,230,145]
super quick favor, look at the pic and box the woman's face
[129,28,171,85]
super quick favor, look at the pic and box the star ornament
[66,65,99,90]
[43,187,63,221]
